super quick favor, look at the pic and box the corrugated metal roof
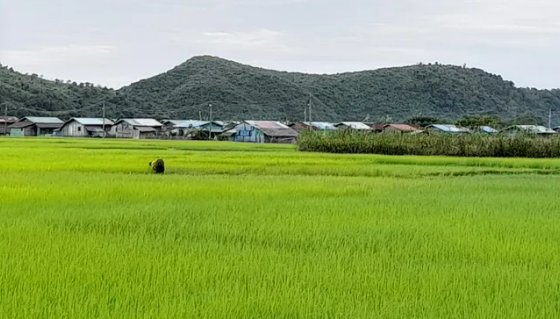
[120,119,162,127]
[480,126,498,133]
[428,124,471,133]
[23,117,63,124]
[0,116,18,123]
[85,126,105,132]
[136,127,157,132]
[384,124,418,131]
[245,121,299,137]
[511,125,556,134]
[336,122,372,130]
[36,123,63,129]
[303,122,336,130]
[71,118,114,126]
[173,120,210,128]
[7,120,33,129]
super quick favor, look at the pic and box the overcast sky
[1,0,559,89]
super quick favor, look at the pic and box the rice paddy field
[2,137,560,318]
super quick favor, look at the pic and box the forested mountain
[1,56,560,123]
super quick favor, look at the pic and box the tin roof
[21,117,64,124]
[335,122,372,130]
[173,120,224,128]
[136,126,157,132]
[245,120,299,137]
[428,124,471,133]
[85,126,105,132]
[479,126,499,133]
[0,116,18,123]
[118,119,162,127]
[36,123,64,129]
[303,122,337,130]
[69,118,114,126]
[507,125,556,134]
[383,124,418,131]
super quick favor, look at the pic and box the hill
[2,56,560,123]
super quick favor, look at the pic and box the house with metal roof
[288,121,336,132]
[233,121,299,143]
[501,125,556,136]
[425,124,472,134]
[59,118,114,138]
[381,124,422,134]
[0,117,18,135]
[171,120,224,139]
[334,122,373,130]
[7,117,64,137]
[111,118,163,139]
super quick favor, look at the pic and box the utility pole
[102,101,106,138]
[208,103,212,140]
[308,96,312,130]
[3,103,7,136]
[549,108,552,128]
[199,111,202,121]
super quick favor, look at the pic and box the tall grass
[298,130,560,158]
[2,138,560,318]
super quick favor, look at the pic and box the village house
[172,120,224,139]
[7,117,64,136]
[0,116,18,135]
[425,124,472,134]
[288,121,336,133]
[381,124,421,134]
[111,118,163,139]
[334,122,373,130]
[59,118,114,138]
[502,125,556,136]
[233,120,299,143]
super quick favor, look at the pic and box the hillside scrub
[3,56,560,122]
[297,130,560,158]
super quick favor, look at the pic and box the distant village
[0,116,558,143]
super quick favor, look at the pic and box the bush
[297,130,560,158]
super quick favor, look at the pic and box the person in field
[149,158,165,174]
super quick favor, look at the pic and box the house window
[78,126,82,132]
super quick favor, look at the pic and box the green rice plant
[2,137,560,318]
[298,130,560,158]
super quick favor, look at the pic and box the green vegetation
[2,138,560,318]
[297,130,560,158]
[2,56,560,122]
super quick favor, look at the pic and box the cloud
[0,45,114,66]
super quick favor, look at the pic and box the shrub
[297,130,560,158]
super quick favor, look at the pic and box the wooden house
[0,116,18,135]
[7,117,64,136]
[111,119,163,139]
[233,121,299,143]
[59,118,114,138]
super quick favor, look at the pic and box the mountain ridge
[1,56,559,124]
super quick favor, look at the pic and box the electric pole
[208,103,212,140]
[549,108,552,128]
[102,101,106,138]
[308,96,312,130]
[3,103,7,136]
